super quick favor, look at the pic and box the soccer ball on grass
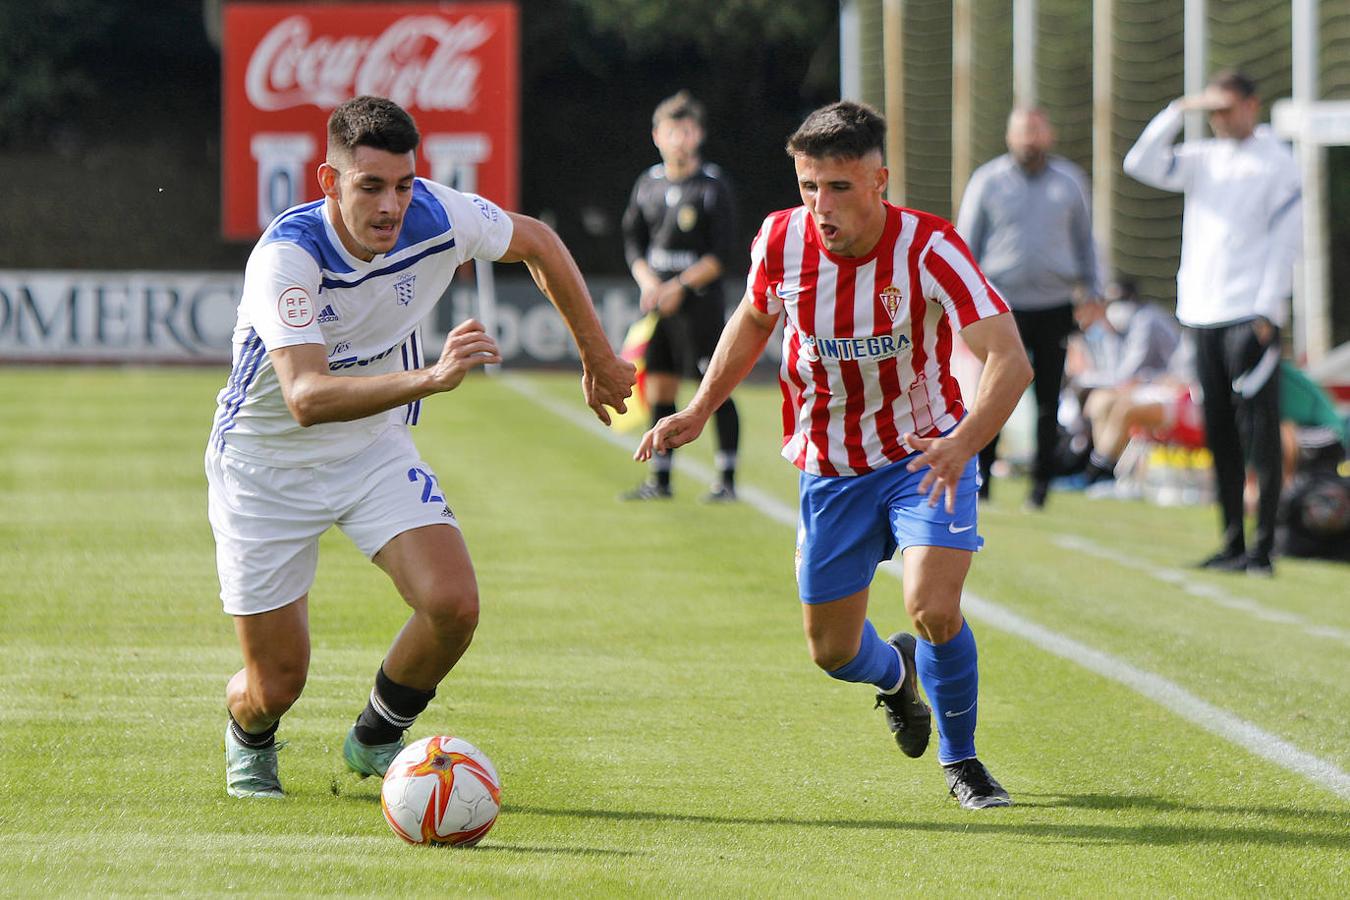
[380,735,501,846]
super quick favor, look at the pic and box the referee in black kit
[621,90,740,502]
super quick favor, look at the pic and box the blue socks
[824,618,981,765]
[826,619,902,690]
[915,620,979,764]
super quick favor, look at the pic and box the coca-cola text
[245,15,492,112]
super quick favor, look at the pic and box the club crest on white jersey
[209,178,514,468]
[394,273,416,306]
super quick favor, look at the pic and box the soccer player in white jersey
[637,101,1032,809]
[208,96,635,798]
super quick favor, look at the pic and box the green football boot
[224,723,285,799]
[343,726,404,779]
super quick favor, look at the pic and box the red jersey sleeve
[919,222,1009,330]
[745,216,776,315]
[745,209,796,316]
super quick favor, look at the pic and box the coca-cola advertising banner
[222,2,518,240]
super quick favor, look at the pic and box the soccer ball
[380,735,502,846]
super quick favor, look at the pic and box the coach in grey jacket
[957,108,1099,509]
[1124,70,1300,576]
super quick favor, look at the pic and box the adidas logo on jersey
[317,304,340,324]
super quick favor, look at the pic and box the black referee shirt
[621,163,738,292]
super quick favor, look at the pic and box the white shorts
[206,425,459,616]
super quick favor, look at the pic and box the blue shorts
[795,455,983,604]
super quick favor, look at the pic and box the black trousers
[979,303,1075,491]
[1192,322,1282,560]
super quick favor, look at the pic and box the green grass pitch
[1,366,1347,896]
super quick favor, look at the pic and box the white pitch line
[1052,534,1350,645]
[501,374,1350,801]
[945,590,1350,801]
[502,374,799,526]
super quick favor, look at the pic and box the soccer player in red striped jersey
[637,101,1032,809]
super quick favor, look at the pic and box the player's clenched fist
[431,318,501,392]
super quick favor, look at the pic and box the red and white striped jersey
[747,201,1009,477]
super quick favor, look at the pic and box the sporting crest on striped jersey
[394,273,416,306]
[879,285,903,320]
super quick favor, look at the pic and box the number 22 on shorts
[406,467,443,504]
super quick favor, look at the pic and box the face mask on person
[1083,321,1110,344]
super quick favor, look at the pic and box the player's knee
[911,607,962,645]
[803,631,855,672]
[808,646,855,672]
[419,584,479,641]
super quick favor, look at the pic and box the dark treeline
[0,1,838,273]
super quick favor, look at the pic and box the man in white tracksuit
[1124,70,1301,577]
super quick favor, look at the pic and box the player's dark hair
[786,101,886,160]
[652,90,705,129]
[1209,70,1258,99]
[327,96,421,156]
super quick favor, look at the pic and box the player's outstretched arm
[272,318,501,426]
[636,295,777,461]
[498,212,636,425]
[904,311,1032,510]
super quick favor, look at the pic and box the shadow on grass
[472,843,641,858]
[504,799,1350,849]
[1015,792,1350,824]
[329,777,381,802]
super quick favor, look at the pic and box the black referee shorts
[644,293,727,379]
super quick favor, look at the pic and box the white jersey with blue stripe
[208,178,513,467]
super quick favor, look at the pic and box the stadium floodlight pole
[1183,0,1207,142]
[473,258,502,375]
[951,0,974,213]
[839,0,862,102]
[1291,0,1318,103]
[425,134,501,374]
[882,0,906,206]
[1092,0,1115,276]
[1291,0,1330,363]
[1012,0,1036,108]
